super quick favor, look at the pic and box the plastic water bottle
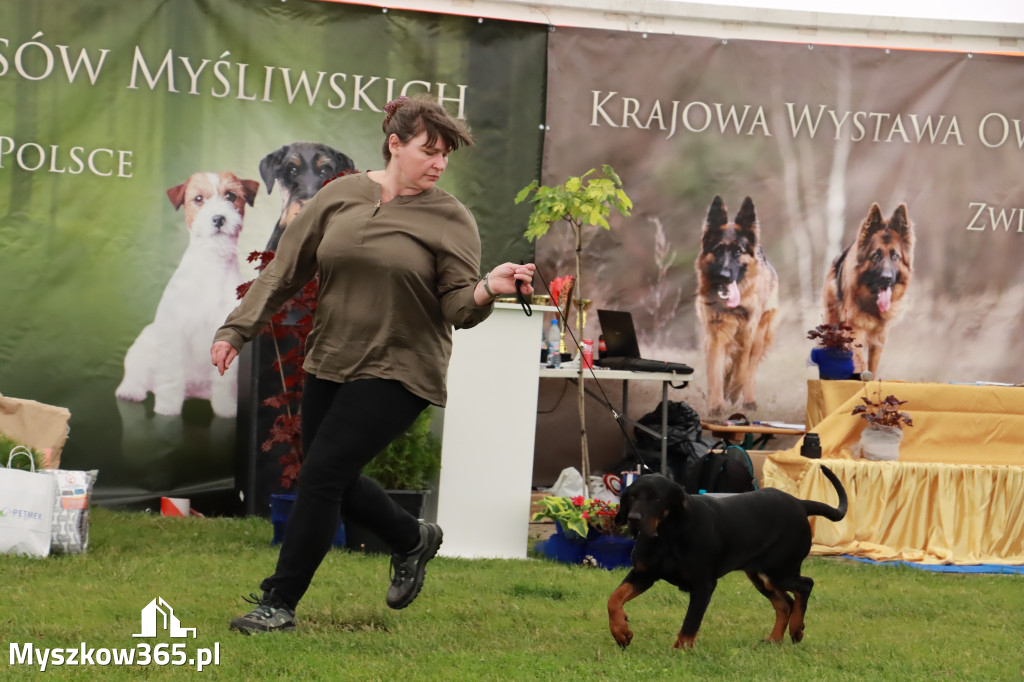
[546,319,562,368]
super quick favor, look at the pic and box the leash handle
[515,260,532,316]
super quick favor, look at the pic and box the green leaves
[0,433,45,471]
[516,164,633,242]
[362,407,441,490]
[531,496,590,539]
[530,495,624,540]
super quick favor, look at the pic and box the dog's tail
[801,465,847,522]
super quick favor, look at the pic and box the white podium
[436,302,555,559]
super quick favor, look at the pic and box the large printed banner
[0,0,546,508]
[538,27,1024,429]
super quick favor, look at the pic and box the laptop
[595,309,694,374]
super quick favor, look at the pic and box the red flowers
[532,495,623,539]
[321,167,359,189]
[238,250,318,489]
[549,275,576,308]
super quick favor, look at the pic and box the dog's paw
[152,399,184,417]
[673,633,697,650]
[115,384,147,402]
[211,402,237,419]
[610,617,633,649]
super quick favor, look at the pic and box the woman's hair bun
[382,96,411,132]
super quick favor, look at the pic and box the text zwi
[966,202,1024,232]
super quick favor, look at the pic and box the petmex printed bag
[0,446,57,557]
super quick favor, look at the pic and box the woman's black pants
[260,375,428,609]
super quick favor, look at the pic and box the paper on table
[753,421,806,430]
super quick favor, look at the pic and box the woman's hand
[475,262,536,305]
[211,341,239,376]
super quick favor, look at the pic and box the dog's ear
[332,151,356,173]
[888,203,915,266]
[240,179,260,207]
[862,203,884,233]
[705,195,728,230]
[889,204,912,238]
[735,197,756,229]
[259,147,288,193]
[166,182,188,211]
[702,196,728,253]
[664,479,688,518]
[734,196,759,246]
[855,203,886,251]
[615,488,631,526]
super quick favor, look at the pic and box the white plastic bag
[856,424,903,461]
[544,467,585,497]
[0,446,57,557]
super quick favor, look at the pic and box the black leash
[514,260,532,317]
[528,264,655,475]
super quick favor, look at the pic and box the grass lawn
[2,507,1022,680]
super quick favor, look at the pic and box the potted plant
[851,386,913,461]
[361,407,441,492]
[807,322,858,380]
[516,165,633,496]
[531,495,633,569]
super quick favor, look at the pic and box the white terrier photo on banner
[116,171,259,419]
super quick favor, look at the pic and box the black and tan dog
[695,196,779,416]
[823,203,914,377]
[259,142,355,249]
[608,469,847,650]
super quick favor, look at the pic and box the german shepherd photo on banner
[695,196,779,416]
[823,203,915,377]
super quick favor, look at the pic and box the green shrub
[362,406,441,490]
[0,431,45,471]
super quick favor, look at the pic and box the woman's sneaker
[229,592,296,634]
[386,521,443,609]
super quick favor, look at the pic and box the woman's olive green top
[214,171,492,406]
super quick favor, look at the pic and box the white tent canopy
[335,0,1024,53]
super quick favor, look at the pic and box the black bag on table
[694,441,758,494]
[632,400,713,490]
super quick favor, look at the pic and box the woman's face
[389,130,449,192]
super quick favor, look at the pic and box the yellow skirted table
[764,381,1024,565]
